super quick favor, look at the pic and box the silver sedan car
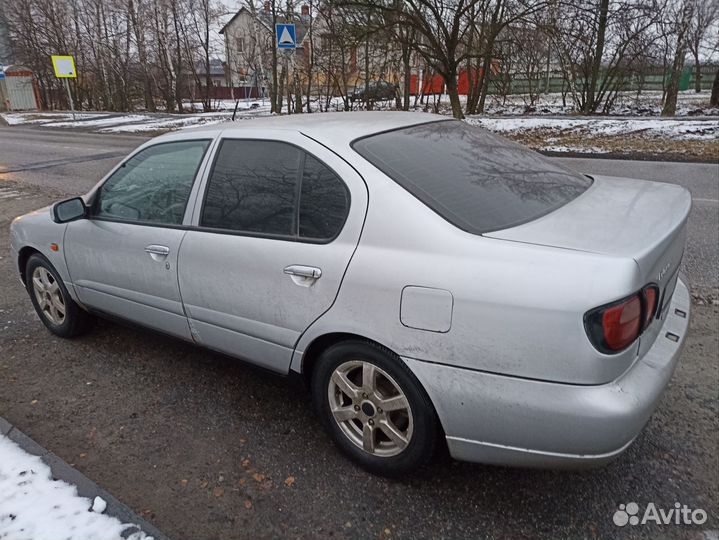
[10,112,691,476]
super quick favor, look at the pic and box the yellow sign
[51,55,77,78]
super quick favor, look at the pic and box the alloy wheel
[32,266,66,325]
[327,360,414,457]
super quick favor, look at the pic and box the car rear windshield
[352,120,592,234]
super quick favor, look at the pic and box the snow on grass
[100,102,277,133]
[0,435,153,540]
[477,89,719,117]
[49,114,151,128]
[100,115,229,133]
[1,112,109,125]
[466,116,719,141]
[184,99,271,112]
[539,144,609,154]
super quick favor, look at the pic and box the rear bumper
[404,277,691,468]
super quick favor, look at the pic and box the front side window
[94,140,210,225]
[201,140,349,241]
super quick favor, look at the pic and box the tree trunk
[710,69,719,107]
[476,51,493,113]
[305,5,313,113]
[401,43,411,110]
[171,0,183,113]
[585,0,609,114]
[203,0,212,113]
[363,34,371,110]
[128,0,155,111]
[693,49,701,93]
[445,71,463,119]
[295,77,303,112]
[470,0,503,115]
[278,61,286,113]
[662,2,693,117]
[271,9,280,113]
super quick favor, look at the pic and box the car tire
[25,253,94,338]
[312,340,438,476]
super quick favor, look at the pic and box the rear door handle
[145,244,170,260]
[284,265,322,279]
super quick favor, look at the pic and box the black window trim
[89,138,213,228]
[196,137,352,245]
[350,119,593,236]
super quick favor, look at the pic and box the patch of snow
[404,89,719,117]
[100,115,228,133]
[99,105,278,133]
[0,434,153,540]
[178,119,228,130]
[49,115,151,128]
[1,112,109,125]
[539,145,610,154]
[91,495,107,513]
[467,116,585,132]
[466,116,719,141]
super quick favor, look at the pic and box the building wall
[224,10,273,87]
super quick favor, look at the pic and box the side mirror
[52,197,87,223]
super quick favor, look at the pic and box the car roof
[156,111,449,148]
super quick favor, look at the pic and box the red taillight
[642,285,659,331]
[602,295,641,351]
[584,284,660,354]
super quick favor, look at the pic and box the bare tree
[550,0,664,114]
[687,0,718,93]
[4,0,712,117]
[662,0,694,116]
[128,0,155,110]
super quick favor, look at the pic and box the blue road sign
[276,24,297,49]
[0,65,5,80]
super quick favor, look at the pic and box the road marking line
[693,198,719,205]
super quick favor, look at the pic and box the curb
[0,417,169,540]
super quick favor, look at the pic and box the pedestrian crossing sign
[276,24,297,49]
[51,55,77,78]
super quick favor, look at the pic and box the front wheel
[26,254,94,338]
[311,340,438,476]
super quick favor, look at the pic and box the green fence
[492,65,718,95]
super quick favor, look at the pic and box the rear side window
[299,154,349,240]
[352,120,591,234]
[201,140,302,236]
[201,140,349,240]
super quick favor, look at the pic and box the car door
[178,132,368,373]
[64,138,213,340]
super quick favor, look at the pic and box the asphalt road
[0,126,717,540]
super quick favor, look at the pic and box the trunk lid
[486,175,691,345]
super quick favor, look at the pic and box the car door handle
[145,244,170,257]
[283,265,322,279]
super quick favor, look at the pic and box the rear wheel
[311,340,437,476]
[26,254,93,338]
